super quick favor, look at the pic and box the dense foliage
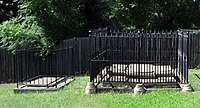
[111,0,200,29]
[80,0,113,34]
[0,0,111,53]
[0,16,52,54]
[0,0,200,53]
[20,0,112,41]
[21,0,83,41]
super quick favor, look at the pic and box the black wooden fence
[0,29,200,83]
[188,32,200,68]
[0,48,15,83]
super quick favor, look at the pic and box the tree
[79,0,112,35]
[110,0,200,29]
[150,0,200,29]
[0,16,52,55]
[20,0,112,41]
[20,0,84,41]
[0,0,113,54]
[0,1,52,55]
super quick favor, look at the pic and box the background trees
[21,0,112,41]
[2,0,200,30]
[0,0,112,53]
[79,0,112,35]
[23,0,83,41]
[111,0,200,29]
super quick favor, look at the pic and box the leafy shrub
[0,16,52,55]
[19,0,84,40]
[19,0,113,40]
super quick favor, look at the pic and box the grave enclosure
[89,29,189,92]
[0,29,191,93]
[14,48,75,92]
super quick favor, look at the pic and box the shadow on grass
[194,74,200,80]
[189,70,200,91]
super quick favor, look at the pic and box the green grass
[1,70,200,108]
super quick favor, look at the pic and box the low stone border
[14,78,75,93]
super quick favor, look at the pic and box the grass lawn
[0,70,200,108]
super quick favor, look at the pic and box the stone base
[14,78,74,93]
[134,84,145,95]
[181,84,192,92]
[85,82,96,94]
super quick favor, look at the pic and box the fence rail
[0,29,200,83]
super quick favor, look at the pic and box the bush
[0,16,52,55]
